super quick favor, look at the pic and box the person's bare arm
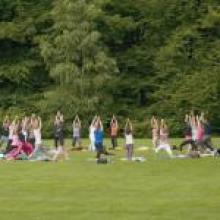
[111,116,113,123]
[129,121,133,131]
[115,119,118,129]
[196,115,200,126]
[91,116,97,126]
[75,115,80,122]
[190,109,195,117]
[113,115,118,128]
[200,112,205,122]
[124,119,128,130]
[39,117,42,130]
[60,114,64,122]
[76,116,81,127]
[185,114,189,123]
[96,117,103,131]
[151,117,155,128]
[125,118,131,130]
[79,119,82,129]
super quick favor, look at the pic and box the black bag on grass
[97,158,108,164]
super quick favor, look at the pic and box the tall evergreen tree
[39,0,118,113]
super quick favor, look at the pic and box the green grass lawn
[0,138,220,220]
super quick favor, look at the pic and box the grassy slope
[0,138,220,220]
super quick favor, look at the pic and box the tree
[39,0,118,114]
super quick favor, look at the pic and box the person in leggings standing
[33,116,42,151]
[110,115,118,149]
[53,112,68,160]
[1,115,10,148]
[151,116,159,149]
[72,115,81,149]
[94,117,104,159]
[124,118,134,161]
[54,115,64,150]
[89,116,97,151]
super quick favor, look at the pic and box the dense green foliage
[0,0,220,137]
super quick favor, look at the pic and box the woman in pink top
[6,120,23,160]
[6,119,33,160]
[196,116,205,144]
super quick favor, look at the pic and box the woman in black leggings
[54,112,64,149]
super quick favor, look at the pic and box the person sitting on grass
[110,115,119,150]
[155,119,173,157]
[72,115,82,150]
[124,118,134,161]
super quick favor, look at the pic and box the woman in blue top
[94,117,105,159]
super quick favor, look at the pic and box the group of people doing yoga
[0,110,217,162]
[0,111,68,161]
[151,111,216,158]
[0,112,133,161]
[88,115,134,161]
